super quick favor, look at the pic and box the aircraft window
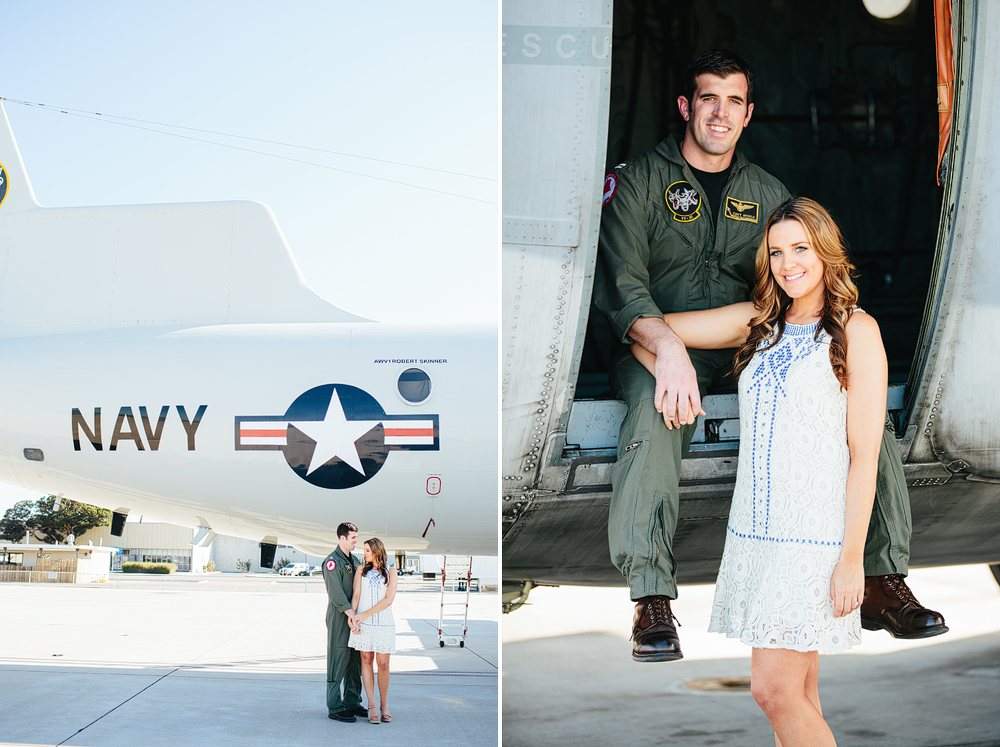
[397,368,432,403]
[23,448,44,462]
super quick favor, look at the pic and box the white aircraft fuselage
[0,102,497,557]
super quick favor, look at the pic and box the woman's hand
[830,557,864,618]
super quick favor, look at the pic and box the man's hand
[630,317,705,429]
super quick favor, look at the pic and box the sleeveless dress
[708,319,862,653]
[348,569,396,654]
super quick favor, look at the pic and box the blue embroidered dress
[708,319,862,653]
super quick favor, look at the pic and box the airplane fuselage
[0,321,497,555]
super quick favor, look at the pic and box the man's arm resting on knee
[629,317,704,429]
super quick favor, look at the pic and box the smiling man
[594,49,947,663]
[323,522,367,722]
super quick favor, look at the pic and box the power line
[1,97,497,205]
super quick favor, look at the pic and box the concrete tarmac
[0,575,497,746]
[503,564,1000,747]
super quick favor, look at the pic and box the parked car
[308,565,322,575]
[278,563,311,576]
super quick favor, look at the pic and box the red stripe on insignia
[241,428,287,437]
[384,428,435,437]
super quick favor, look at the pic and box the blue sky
[2,1,498,323]
[0,1,498,514]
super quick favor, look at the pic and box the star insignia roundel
[235,383,439,489]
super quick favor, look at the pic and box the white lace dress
[348,569,396,654]
[708,319,862,653]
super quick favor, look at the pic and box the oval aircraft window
[397,368,431,404]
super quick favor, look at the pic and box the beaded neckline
[783,319,821,336]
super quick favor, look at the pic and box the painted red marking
[384,428,434,437]
[241,428,287,437]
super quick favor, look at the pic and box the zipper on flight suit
[703,160,746,309]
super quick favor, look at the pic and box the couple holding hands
[322,522,397,725]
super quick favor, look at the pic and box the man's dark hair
[337,522,358,538]
[683,49,754,106]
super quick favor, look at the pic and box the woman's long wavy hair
[362,537,390,584]
[732,197,859,389]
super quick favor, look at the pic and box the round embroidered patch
[326,559,336,571]
[665,180,702,223]
[602,172,619,207]
[0,162,9,209]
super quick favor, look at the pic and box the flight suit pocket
[609,438,647,511]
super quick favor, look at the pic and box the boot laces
[885,574,919,606]
[648,597,681,627]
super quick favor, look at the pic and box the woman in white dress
[348,537,397,724]
[632,197,886,746]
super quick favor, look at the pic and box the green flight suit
[322,546,362,714]
[594,135,911,600]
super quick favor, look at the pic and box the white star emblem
[288,389,382,475]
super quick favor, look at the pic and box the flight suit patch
[603,172,619,206]
[326,559,336,571]
[725,196,759,223]
[0,163,9,209]
[665,181,701,223]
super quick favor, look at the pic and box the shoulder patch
[326,559,336,571]
[725,196,759,224]
[665,181,701,223]
[602,172,619,207]
[0,163,9,209]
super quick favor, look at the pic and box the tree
[0,500,36,541]
[0,496,111,543]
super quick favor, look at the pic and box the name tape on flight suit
[725,196,759,223]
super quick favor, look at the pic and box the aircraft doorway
[578,0,943,401]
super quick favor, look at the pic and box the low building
[80,523,209,572]
[0,543,115,583]
[69,523,497,586]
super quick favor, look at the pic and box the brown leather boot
[860,574,949,639]
[631,596,683,662]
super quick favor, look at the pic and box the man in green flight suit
[593,49,948,662]
[322,521,367,722]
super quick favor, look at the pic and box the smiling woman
[626,198,887,743]
[767,221,826,308]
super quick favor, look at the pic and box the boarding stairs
[437,555,472,647]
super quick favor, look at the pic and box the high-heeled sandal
[380,705,392,723]
[368,705,381,724]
